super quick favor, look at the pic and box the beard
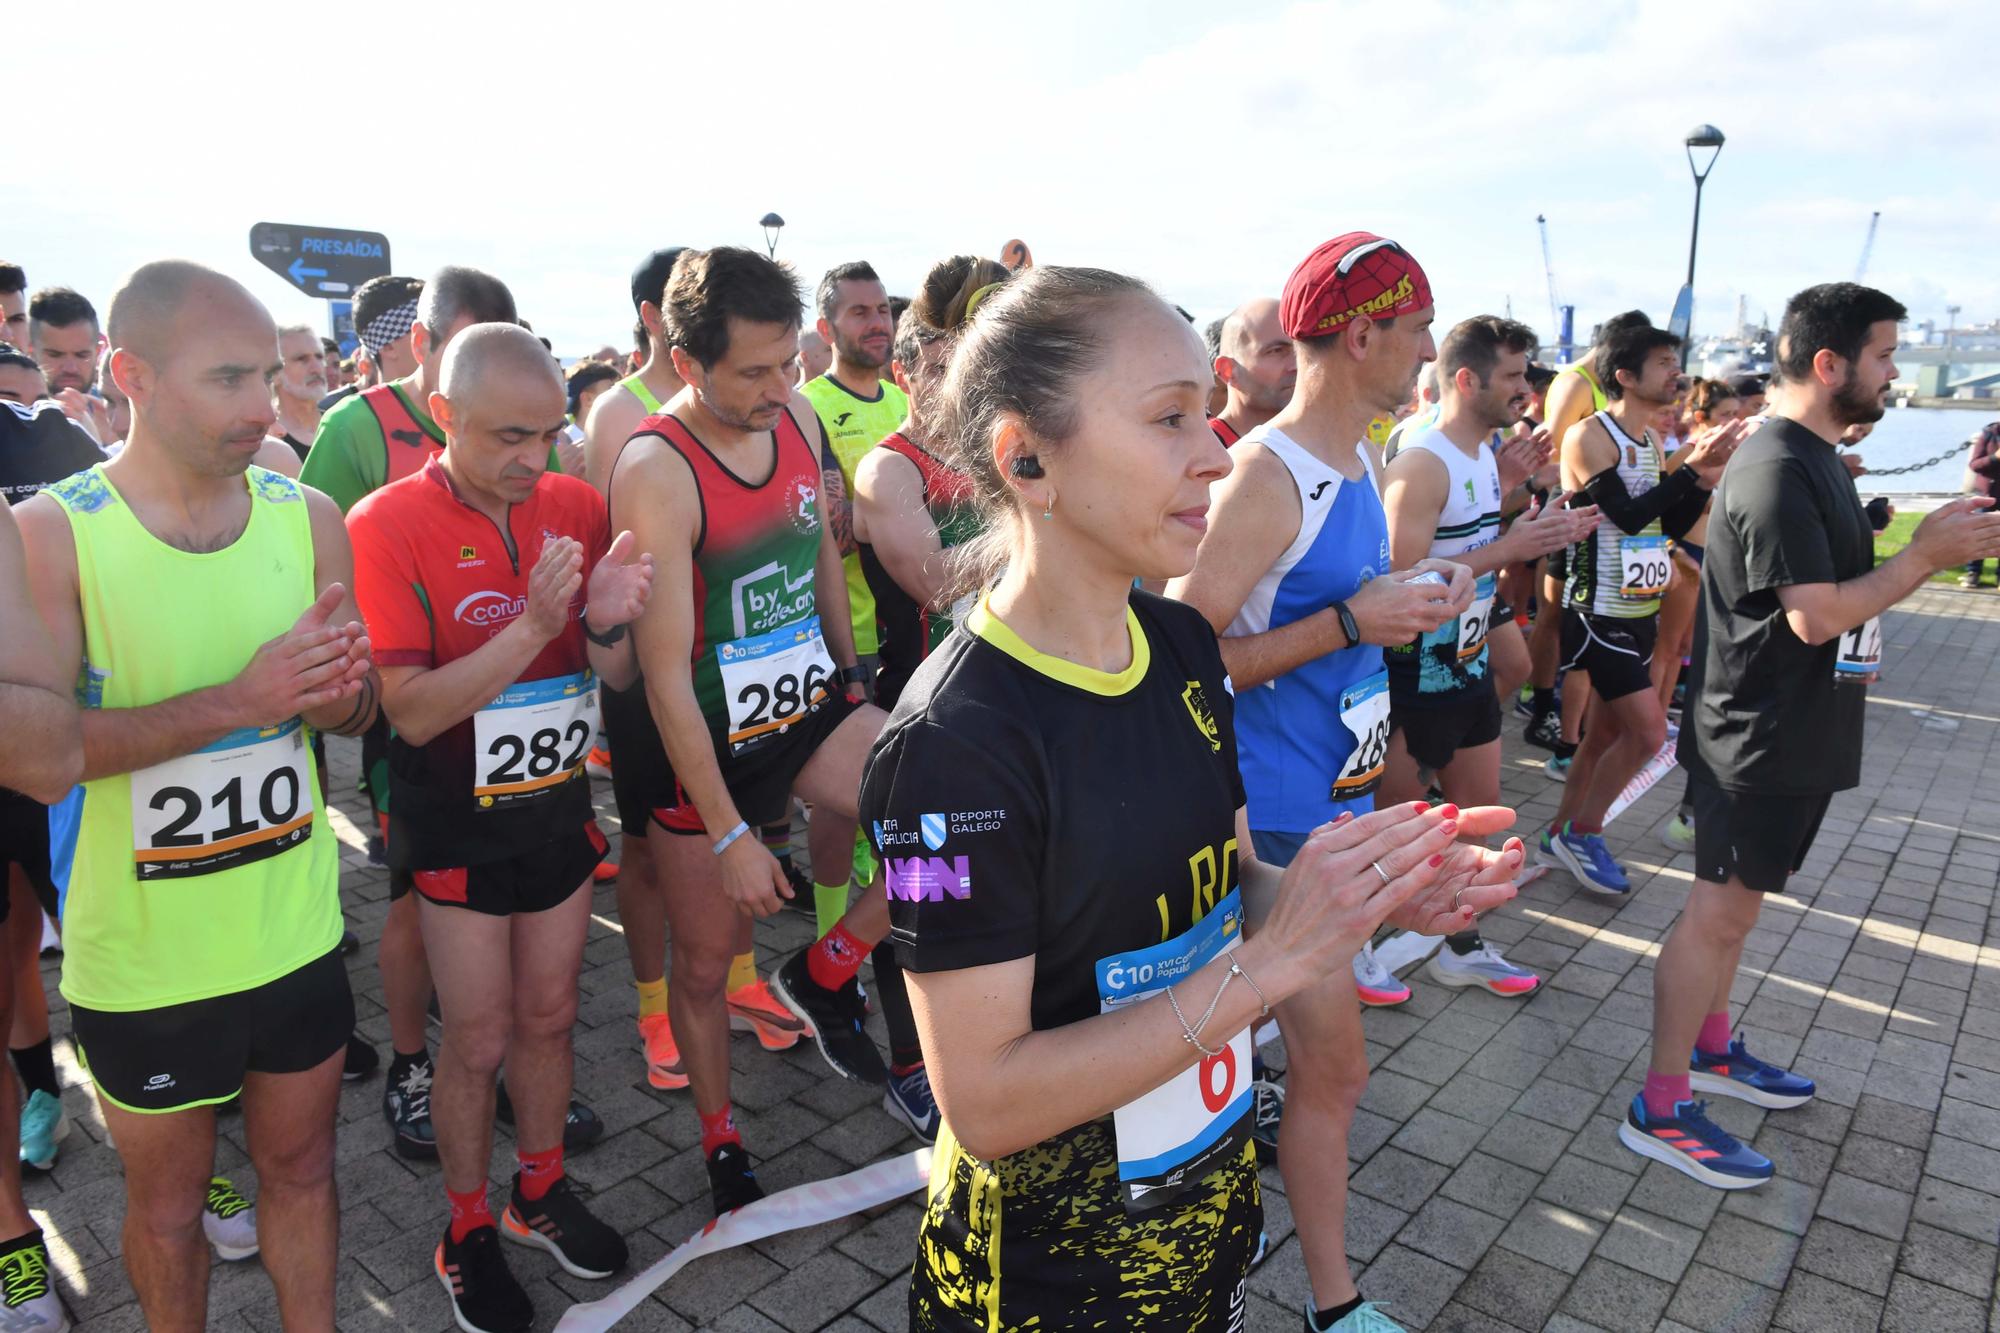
[1833,370,1888,427]
[834,330,888,372]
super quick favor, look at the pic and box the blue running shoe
[882,1064,940,1143]
[1548,823,1630,895]
[1691,1036,1816,1109]
[1618,1095,1772,1189]
[17,1090,66,1170]
[1533,827,1565,872]
[1544,753,1572,781]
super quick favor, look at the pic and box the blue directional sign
[249,222,391,299]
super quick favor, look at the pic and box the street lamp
[759,213,785,259]
[1678,123,1725,365]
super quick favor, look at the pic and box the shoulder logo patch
[459,545,477,560]
[1182,681,1221,752]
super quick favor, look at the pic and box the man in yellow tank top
[15,261,379,1330]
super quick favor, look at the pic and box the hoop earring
[1041,490,1055,521]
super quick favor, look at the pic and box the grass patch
[1875,510,1974,585]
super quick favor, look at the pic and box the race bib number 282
[132,719,314,879]
[473,672,597,808]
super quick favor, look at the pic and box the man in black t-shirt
[1626,283,2000,1191]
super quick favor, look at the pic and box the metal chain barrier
[1864,441,1969,478]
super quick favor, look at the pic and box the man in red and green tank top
[610,246,903,1221]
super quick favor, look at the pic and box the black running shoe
[500,1173,628,1279]
[780,861,817,918]
[493,1082,605,1152]
[340,928,361,957]
[1523,709,1564,751]
[771,949,888,1085]
[706,1142,765,1217]
[1250,1075,1285,1166]
[384,1055,438,1160]
[434,1225,532,1333]
[343,1032,379,1082]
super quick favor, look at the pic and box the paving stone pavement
[37,586,2000,1331]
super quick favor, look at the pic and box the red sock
[699,1104,742,1156]
[1696,1011,1734,1057]
[806,921,869,992]
[1570,820,1602,835]
[447,1184,494,1243]
[889,1059,923,1079]
[1643,1071,1691,1119]
[517,1145,563,1202]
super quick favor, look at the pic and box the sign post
[250,221,390,362]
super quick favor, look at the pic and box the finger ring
[1452,888,1465,912]
[1372,860,1392,886]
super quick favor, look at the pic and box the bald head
[437,322,562,401]
[1220,297,1283,364]
[108,260,272,369]
[1215,296,1296,418]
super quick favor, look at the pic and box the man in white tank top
[1380,316,1599,994]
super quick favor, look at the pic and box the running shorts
[1560,609,1658,703]
[397,820,606,916]
[1688,777,1832,896]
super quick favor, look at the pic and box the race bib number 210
[132,719,314,879]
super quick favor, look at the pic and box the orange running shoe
[586,746,613,780]
[638,1013,687,1090]
[727,978,811,1051]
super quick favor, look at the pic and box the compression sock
[807,921,869,992]
[1308,1295,1366,1331]
[10,1038,57,1099]
[727,951,758,993]
[1531,686,1556,716]
[517,1145,563,1201]
[851,827,879,891]
[1696,1011,1734,1057]
[813,882,848,939]
[1443,931,1481,956]
[1643,1070,1691,1119]
[761,822,793,871]
[635,975,668,1020]
[871,940,923,1074]
[698,1104,742,1155]
[447,1184,494,1242]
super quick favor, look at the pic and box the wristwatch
[1330,599,1361,648]
[583,619,627,648]
[836,664,867,687]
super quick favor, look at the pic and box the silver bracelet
[1231,959,1271,1016]
[1165,981,1222,1058]
[711,820,751,857]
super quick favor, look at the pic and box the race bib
[1096,889,1252,1213]
[1457,575,1497,660]
[472,671,596,808]
[1619,535,1671,600]
[1835,617,1882,685]
[718,616,835,753]
[132,718,314,879]
[1331,671,1390,800]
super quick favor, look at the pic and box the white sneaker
[0,1233,66,1331]
[202,1177,259,1261]
[1661,814,1696,852]
[1425,941,1541,997]
[1352,940,1411,1006]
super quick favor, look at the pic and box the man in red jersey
[1209,296,1295,446]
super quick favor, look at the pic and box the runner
[1629,282,2000,1187]
[1208,295,1295,446]
[851,254,1008,1141]
[867,262,1521,1332]
[1171,234,1506,1333]
[348,323,646,1330]
[1379,316,1599,996]
[796,328,831,386]
[1539,324,1739,894]
[0,263,25,351]
[584,246,804,1098]
[0,349,44,405]
[25,288,98,396]
[15,260,376,1328]
[273,323,328,461]
[609,246,898,1219]
[319,274,424,414]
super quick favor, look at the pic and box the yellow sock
[814,882,848,938]
[635,976,668,1019]
[727,951,758,993]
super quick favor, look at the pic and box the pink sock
[1696,1011,1734,1057]
[1643,1071,1691,1119]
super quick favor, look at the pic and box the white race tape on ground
[1604,736,1678,824]
[554,1148,932,1332]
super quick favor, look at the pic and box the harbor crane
[1855,210,1880,281]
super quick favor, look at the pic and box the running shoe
[771,950,888,1085]
[384,1054,438,1160]
[1691,1036,1816,1109]
[1307,1299,1405,1332]
[1425,941,1540,996]
[728,978,810,1051]
[18,1090,66,1170]
[340,928,361,957]
[500,1173,628,1279]
[1661,814,1697,853]
[1544,753,1572,781]
[365,833,387,868]
[493,1083,604,1151]
[638,1013,688,1090]
[780,862,818,919]
[1352,939,1411,1007]
[1665,720,1680,741]
[0,1230,66,1332]
[1545,824,1630,895]
[344,1032,380,1082]
[203,1177,259,1261]
[585,745,614,780]
[882,1064,940,1142]
[1523,710,1565,752]
[435,1225,532,1333]
[1512,691,1537,721]
[1250,1075,1285,1165]
[706,1142,765,1217]
[1618,1095,1772,1189]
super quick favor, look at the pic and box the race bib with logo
[1619,535,1671,600]
[1835,616,1882,685]
[1095,889,1252,1213]
[472,671,597,807]
[718,615,835,753]
[132,718,314,879]
[1331,671,1390,800]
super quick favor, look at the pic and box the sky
[11,0,1997,358]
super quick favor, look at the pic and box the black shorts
[1390,683,1503,772]
[1560,609,1658,702]
[72,946,353,1114]
[0,791,58,921]
[602,677,676,838]
[1688,776,1832,895]
[662,691,864,834]
[397,820,606,916]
